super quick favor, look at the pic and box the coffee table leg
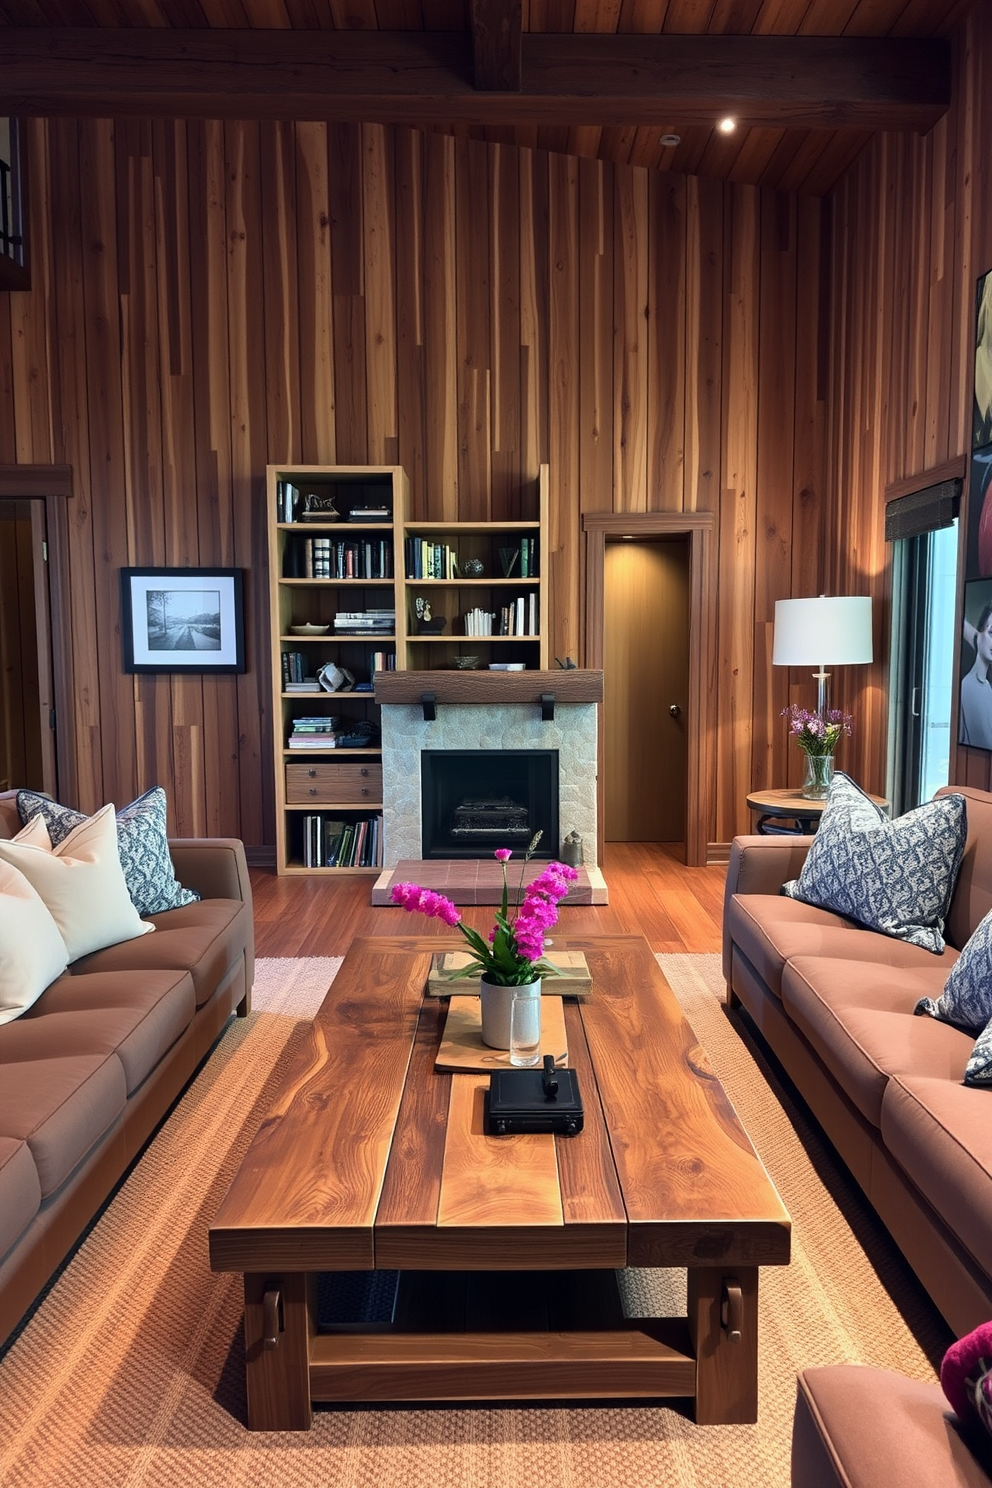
[243,1272,313,1431]
[687,1266,759,1424]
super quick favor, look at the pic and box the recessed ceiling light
[660,133,681,147]
[718,117,737,134]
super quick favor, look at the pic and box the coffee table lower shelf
[241,1266,758,1430]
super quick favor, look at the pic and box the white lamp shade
[772,596,873,667]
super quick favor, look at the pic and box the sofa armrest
[722,835,814,984]
[169,838,253,908]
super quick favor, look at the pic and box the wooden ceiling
[0,0,973,193]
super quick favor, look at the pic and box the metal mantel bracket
[541,693,555,721]
[421,692,437,721]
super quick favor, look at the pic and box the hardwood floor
[249,843,727,959]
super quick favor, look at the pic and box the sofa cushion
[69,898,250,1007]
[942,784,992,952]
[11,969,196,1094]
[727,893,944,1002]
[793,1365,992,1488]
[17,787,201,917]
[0,1053,127,1197]
[0,807,154,961]
[881,1074,992,1282]
[0,1137,42,1262]
[0,859,69,1025]
[782,773,967,954]
[782,956,972,1127]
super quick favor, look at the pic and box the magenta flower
[388,835,576,985]
[390,882,461,927]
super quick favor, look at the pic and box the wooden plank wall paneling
[0,115,833,852]
[825,2,992,799]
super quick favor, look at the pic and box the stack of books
[285,678,321,693]
[496,594,538,636]
[404,538,457,579]
[333,610,396,635]
[464,607,496,636]
[302,814,383,867]
[288,717,339,749]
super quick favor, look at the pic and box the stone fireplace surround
[374,671,603,872]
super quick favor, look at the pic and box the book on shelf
[276,479,300,523]
[281,651,307,684]
[404,538,456,580]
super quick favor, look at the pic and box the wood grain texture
[825,3,992,799]
[309,1325,697,1402]
[209,940,424,1270]
[1,106,846,850]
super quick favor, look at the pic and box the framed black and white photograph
[121,568,246,673]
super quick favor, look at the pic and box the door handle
[910,686,921,719]
[669,703,681,718]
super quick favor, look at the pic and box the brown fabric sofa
[723,784,992,1339]
[791,1365,992,1487]
[0,789,254,1349]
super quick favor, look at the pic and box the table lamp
[772,595,873,715]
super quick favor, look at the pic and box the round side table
[746,787,889,836]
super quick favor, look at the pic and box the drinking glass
[509,985,542,1067]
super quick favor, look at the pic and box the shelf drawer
[286,761,383,803]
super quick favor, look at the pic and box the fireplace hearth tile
[371,860,608,907]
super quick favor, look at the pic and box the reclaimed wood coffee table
[209,934,790,1430]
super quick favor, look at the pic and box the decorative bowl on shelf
[290,623,330,635]
[459,557,485,578]
[453,656,480,670]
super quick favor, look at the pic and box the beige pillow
[0,859,70,1024]
[0,804,154,961]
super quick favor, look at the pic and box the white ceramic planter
[479,977,541,1050]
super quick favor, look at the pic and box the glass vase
[480,976,541,1050]
[801,753,835,800]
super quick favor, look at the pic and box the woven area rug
[0,954,950,1488]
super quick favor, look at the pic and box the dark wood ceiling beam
[471,0,522,92]
[0,30,949,130]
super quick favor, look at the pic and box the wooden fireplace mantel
[374,669,603,707]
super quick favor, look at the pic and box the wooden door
[604,538,689,843]
[0,500,57,795]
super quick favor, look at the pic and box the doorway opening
[583,510,714,867]
[0,500,53,794]
[0,466,75,803]
[604,537,689,847]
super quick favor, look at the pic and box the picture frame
[120,567,246,674]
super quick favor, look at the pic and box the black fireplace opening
[421,750,559,860]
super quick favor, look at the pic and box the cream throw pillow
[0,805,154,961]
[0,859,70,1024]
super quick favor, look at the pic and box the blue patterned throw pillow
[965,1017,992,1088]
[782,772,966,954]
[16,787,200,917]
[916,909,992,1030]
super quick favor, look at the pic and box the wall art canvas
[121,568,246,673]
[958,577,992,751]
[976,269,992,451]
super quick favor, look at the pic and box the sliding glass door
[888,520,958,814]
